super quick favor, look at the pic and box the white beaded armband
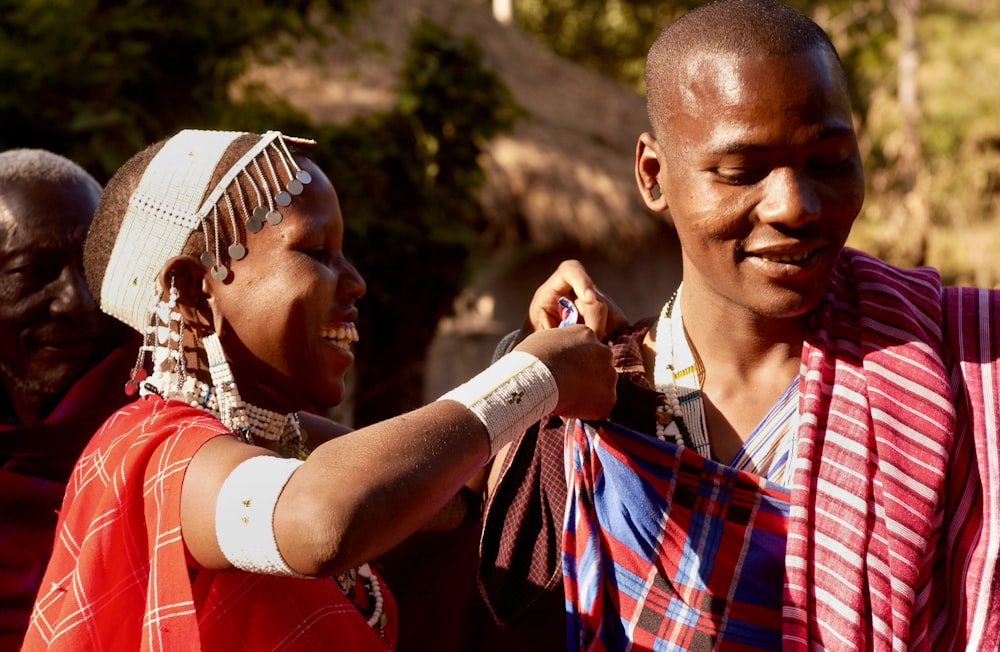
[438,351,558,457]
[215,455,307,577]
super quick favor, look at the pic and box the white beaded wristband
[215,455,308,577]
[438,351,559,457]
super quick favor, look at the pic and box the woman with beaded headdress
[22,129,618,651]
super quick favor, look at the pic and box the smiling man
[478,1,1000,650]
[0,149,136,648]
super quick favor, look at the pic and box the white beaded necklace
[652,284,711,458]
[336,563,386,633]
[139,332,307,459]
[653,289,682,442]
[152,373,307,458]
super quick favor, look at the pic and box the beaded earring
[202,332,250,440]
[200,333,307,458]
[127,279,185,397]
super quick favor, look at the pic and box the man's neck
[642,290,807,461]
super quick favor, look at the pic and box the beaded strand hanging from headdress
[193,130,314,282]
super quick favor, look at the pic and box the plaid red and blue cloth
[564,419,789,652]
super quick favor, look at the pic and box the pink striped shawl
[787,248,999,650]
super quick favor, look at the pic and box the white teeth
[761,251,811,263]
[320,323,359,351]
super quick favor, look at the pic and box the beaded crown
[99,129,314,332]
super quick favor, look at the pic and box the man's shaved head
[645,0,847,138]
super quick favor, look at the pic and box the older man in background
[0,149,136,648]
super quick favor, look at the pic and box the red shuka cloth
[24,396,397,651]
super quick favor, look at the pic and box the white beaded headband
[100,129,315,331]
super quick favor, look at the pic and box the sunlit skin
[171,151,615,575]
[191,157,366,415]
[635,46,865,460]
[0,180,131,424]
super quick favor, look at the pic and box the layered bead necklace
[152,374,309,459]
[651,284,800,483]
[652,284,712,458]
[129,289,309,459]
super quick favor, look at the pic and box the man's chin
[13,362,91,400]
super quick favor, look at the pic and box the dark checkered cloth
[479,318,661,636]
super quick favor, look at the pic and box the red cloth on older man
[0,337,137,649]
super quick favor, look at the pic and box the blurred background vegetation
[1,0,997,424]
[0,0,523,424]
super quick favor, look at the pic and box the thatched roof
[242,0,660,259]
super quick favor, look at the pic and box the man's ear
[635,132,669,213]
[159,255,210,326]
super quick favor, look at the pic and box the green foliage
[0,2,524,421]
[511,0,702,91]
[310,19,524,423]
[0,0,362,179]
[843,1,1000,283]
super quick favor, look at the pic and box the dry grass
[849,219,1000,288]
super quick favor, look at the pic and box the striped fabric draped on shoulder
[786,247,1000,650]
